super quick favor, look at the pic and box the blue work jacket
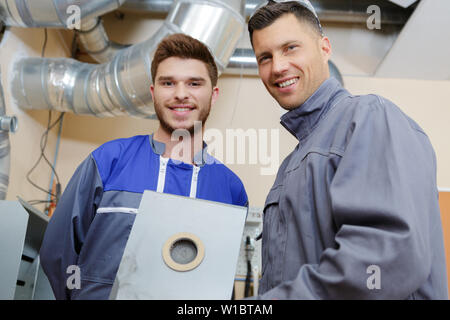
[40,134,248,299]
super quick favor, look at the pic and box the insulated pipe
[225,48,258,76]
[0,0,126,28]
[77,17,129,63]
[11,0,245,118]
[0,1,129,63]
[0,64,15,200]
[121,0,412,25]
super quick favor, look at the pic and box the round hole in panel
[162,232,205,272]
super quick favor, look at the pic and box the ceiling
[376,0,450,80]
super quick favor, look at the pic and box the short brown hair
[151,33,218,87]
[248,1,323,46]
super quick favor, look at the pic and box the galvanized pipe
[225,48,257,76]
[0,64,14,200]
[77,17,129,63]
[121,0,412,24]
[11,0,245,118]
[0,0,127,28]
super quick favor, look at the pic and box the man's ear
[320,36,332,62]
[150,84,155,101]
[211,86,219,107]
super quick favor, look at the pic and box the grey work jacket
[258,78,448,299]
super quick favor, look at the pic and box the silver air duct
[0,64,18,200]
[11,0,245,118]
[0,0,126,28]
[77,17,129,63]
[121,0,265,19]
[225,48,257,76]
[122,0,413,25]
[0,1,128,63]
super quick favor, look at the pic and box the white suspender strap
[189,165,201,198]
[157,156,169,193]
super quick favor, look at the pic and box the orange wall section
[439,191,450,298]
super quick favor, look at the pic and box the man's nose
[174,83,189,101]
[271,54,289,76]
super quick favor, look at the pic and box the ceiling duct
[77,17,130,63]
[0,0,129,63]
[0,0,126,28]
[11,0,245,118]
[121,0,416,25]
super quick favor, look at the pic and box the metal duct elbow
[11,0,245,117]
[77,17,129,63]
[0,0,126,28]
[225,48,258,76]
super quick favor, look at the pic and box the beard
[154,100,211,135]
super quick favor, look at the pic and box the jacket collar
[280,77,349,141]
[149,134,209,167]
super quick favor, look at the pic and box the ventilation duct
[76,17,129,63]
[0,64,18,200]
[11,0,245,118]
[122,0,414,25]
[0,0,126,28]
[0,0,128,63]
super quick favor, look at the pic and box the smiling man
[39,33,248,300]
[249,0,448,299]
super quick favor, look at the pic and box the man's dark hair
[151,33,218,87]
[248,1,323,46]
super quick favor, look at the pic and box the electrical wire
[26,28,64,204]
[26,28,74,207]
[41,28,48,58]
[26,111,64,198]
[229,35,245,126]
[27,200,53,205]
[46,112,64,204]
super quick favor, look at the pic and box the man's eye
[190,82,201,87]
[162,81,173,86]
[287,45,297,51]
[258,56,270,64]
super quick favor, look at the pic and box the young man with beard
[248,0,447,299]
[40,33,248,300]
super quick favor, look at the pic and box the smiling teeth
[173,108,191,111]
[278,78,298,88]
